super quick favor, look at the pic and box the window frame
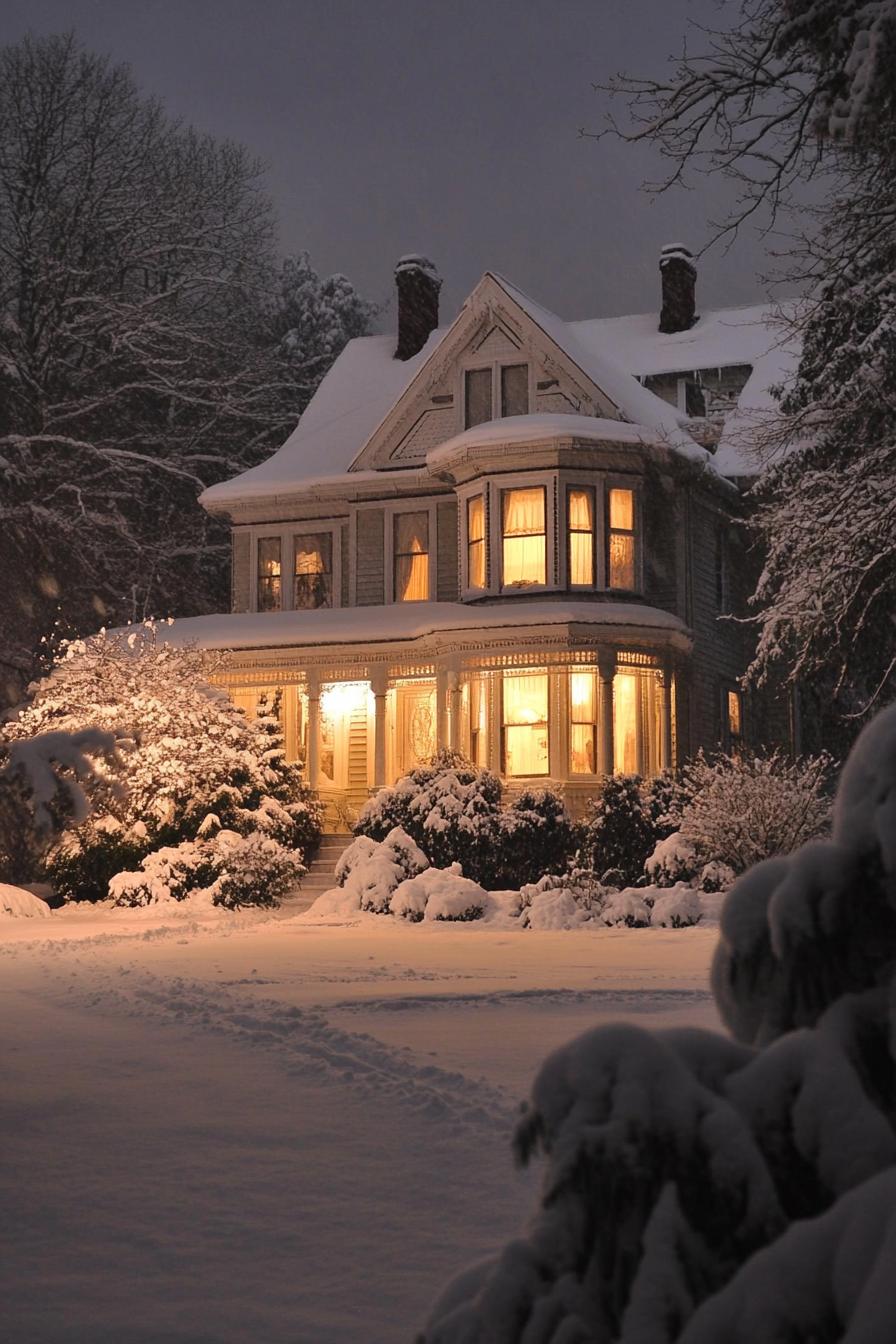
[459,356,533,430]
[465,493,487,593]
[565,481,598,590]
[245,521,344,614]
[292,529,335,611]
[500,669,551,779]
[605,479,642,594]
[721,682,744,753]
[568,669,600,777]
[383,498,439,604]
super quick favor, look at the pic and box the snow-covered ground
[1,898,719,1343]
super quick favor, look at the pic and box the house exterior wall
[355,507,385,605]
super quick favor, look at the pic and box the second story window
[465,369,492,429]
[502,486,546,588]
[294,534,332,610]
[257,536,282,611]
[568,487,595,586]
[394,511,430,601]
[608,487,637,590]
[467,495,486,589]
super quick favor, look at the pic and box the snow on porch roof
[157,600,689,653]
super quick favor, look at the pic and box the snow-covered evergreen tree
[0,34,374,705]
[3,623,322,902]
[419,702,896,1343]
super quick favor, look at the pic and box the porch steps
[285,833,352,912]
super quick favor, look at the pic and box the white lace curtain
[502,487,545,587]
[395,512,429,601]
[568,488,594,586]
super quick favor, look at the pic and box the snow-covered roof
[201,275,797,509]
[427,412,687,475]
[158,600,689,653]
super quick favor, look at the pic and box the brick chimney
[394,255,442,360]
[659,244,697,334]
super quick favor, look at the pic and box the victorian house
[172,250,793,827]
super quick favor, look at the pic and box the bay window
[613,671,639,774]
[568,487,595,586]
[293,533,332,610]
[608,487,637,590]
[467,495,486,589]
[569,672,598,775]
[257,537,282,612]
[502,486,546,588]
[502,672,549,777]
[394,511,430,602]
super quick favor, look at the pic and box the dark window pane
[257,536,282,611]
[501,364,528,417]
[465,368,492,428]
[293,533,332,609]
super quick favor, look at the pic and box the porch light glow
[320,681,369,719]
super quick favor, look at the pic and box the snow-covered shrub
[109,829,304,909]
[579,773,656,885]
[648,882,703,927]
[679,748,832,876]
[0,883,51,918]
[419,704,896,1344]
[523,888,587,931]
[644,830,701,887]
[492,788,578,889]
[0,726,123,885]
[355,750,504,883]
[332,827,429,914]
[596,886,651,927]
[392,867,488,922]
[5,628,322,900]
[643,767,689,838]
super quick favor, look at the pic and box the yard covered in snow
[0,899,718,1344]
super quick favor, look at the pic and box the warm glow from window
[502,487,546,587]
[467,496,485,589]
[727,689,742,739]
[469,676,488,765]
[614,672,639,774]
[294,533,332,609]
[502,672,549,776]
[608,488,636,590]
[257,537,282,611]
[570,671,597,774]
[394,512,429,601]
[569,487,594,586]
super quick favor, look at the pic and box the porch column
[598,651,616,776]
[447,669,461,751]
[436,666,450,750]
[306,672,321,789]
[371,667,388,789]
[282,685,299,762]
[659,664,674,770]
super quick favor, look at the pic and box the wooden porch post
[306,671,321,789]
[371,667,388,789]
[447,669,461,751]
[659,663,674,770]
[436,666,450,750]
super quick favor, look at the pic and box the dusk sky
[0,0,782,327]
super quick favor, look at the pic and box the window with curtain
[293,533,333,610]
[465,368,492,429]
[568,487,595,586]
[467,495,486,589]
[608,487,637,590]
[500,364,528,416]
[502,486,546,587]
[502,672,549,776]
[725,687,743,753]
[469,676,488,765]
[257,536,282,611]
[569,671,598,774]
[394,511,430,601]
[613,671,639,774]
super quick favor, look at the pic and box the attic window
[501,364,528,416]
[465,369,492,429]
[464,363,529,428]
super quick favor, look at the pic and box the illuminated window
[293,533,332,610]
[613,671,639,774]
[569,672,598,774]
[257,537,282,612]
[725,687,743,751]
[394,512,430,601]
[568,487,595,586]
[502,672,549,776]
[608,488,637,590]
[465,368,492,429]
[501,364,528,417]
[467,495,486,590]
[469,676,488,766]
[502,487,546,587]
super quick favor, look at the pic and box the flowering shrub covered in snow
[5,627,322,902]
[419,703,896,1343]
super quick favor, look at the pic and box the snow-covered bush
[109,829,304,909]
[679,748,832,876]
[0,883,51,918]
[332,827,429,914]
[579,773,656,885]
[391,866,488,923]
[355,750,503,883]
[5,628,322,901]
[644,829,701,887]
[419,703,896,1343]
[493,788,578,889]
